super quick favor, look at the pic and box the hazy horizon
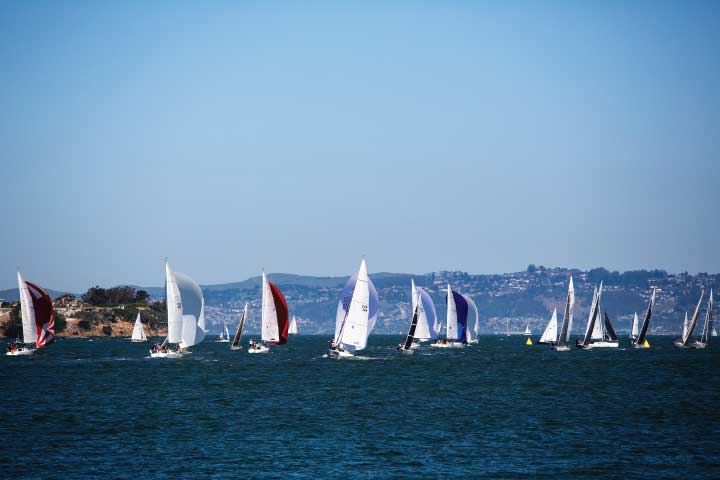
[2,2,719,291]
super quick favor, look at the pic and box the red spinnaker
[269,281,288,345]
[26,281,56,348]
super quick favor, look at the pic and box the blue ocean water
[3,336,719,479]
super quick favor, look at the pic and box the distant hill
[0,287,73,303]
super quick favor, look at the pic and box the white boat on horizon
[288,315,298,335]
[131,313,148,342]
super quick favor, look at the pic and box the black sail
[581,286,601,346]
[557,278,575,347]
[604,312,618,341]
[683,291,704,345]
[635,288,656,345]
[231,306,246,347]
[402,302,420,350]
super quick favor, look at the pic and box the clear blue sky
[1,1,719,292]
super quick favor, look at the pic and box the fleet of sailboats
[6,272,56,356]
[329,257,379,359]
[248,272,289,354]
[131,313,148,342]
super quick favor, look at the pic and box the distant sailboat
[230,303,248,350]
[150,261,207,358]
[216,324,230,343]
[631,287,656,349]
[585,284,618,348]
[288,315,298,335]
[131,313,148,342]
[464,294,479,344]
[675,291,704,349]
[550,276,575,351]
[410,278,439,347]
[397,293,421,354]
[577,283,603,349]
[431,283,468,348]
[539,308,558,344]
[248,272,289,354]
[690,289,713,349]
[6,272,56,356]
[523,323,532,335]
[630,312,639,339]
[328,256,379,359]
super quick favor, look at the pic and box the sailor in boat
[7,342,17,354]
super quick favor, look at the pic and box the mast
[635,287,656,345]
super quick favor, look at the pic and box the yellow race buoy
[525,337,533,346]
[642,339,650,348]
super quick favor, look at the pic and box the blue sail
[451,290,469,343]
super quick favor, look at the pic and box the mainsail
[590,287,603,341]
[631,312,639,338]
[634,287,656,346]
[682,291,705,346]
[580,283,603,347]
[261,272,289,345]
[682,312,689,340]
[131,313,147,341]
[445,283,468,343]
[176,272,207,349]
[231,303,248,348]
[288,315,298,335]
[17,272,56,348]
[333,257,379,351]
[539,308,558,344]
[556,277,575,347]
[463,294,479,343]
[165,261,184,344]
[603,312,618,341]
[410,278,438,341]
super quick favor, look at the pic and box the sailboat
[681,311,689,341]
[431,283,468,348]
[631,287,656,349]
[630,312,639,339]
[149,261,207,358]
[409,278,439,348]
[230,303,248,350]
[329,257,379,359]
[550,276,575,351]
[216,324,230,342]
[288,315,298,335]
[577,283,603,349]
[248,271,289,354]
[538,308,558,344]
[690,289,713,349]
[675,291,704,348]
[464,293,479,344]
[397,293,421,354]
[131,313,148,342]
[523,323,532,335]
[6,272,56,356]
[584,284,619,348]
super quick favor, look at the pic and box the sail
[700,290,713,344]
[683,291,704,345]
[591,287,603,341]
[232,303,247,347]
[631,313,639,337]
[224,324,230,340]
[635,287,656,345]
[557,277,575,346]
[581,283,602,346]
[269,281,289,344]
[411,279,436,341]
[166,262,184,344]
[176,272,206,348]
[523,324,531,335]
[402,296,421,350]
[463,294,479,342]
[131,313,144,341]
[539,308,558,343]
[682,312,689,340]
[446,286,468,343]
[603,312,618,341]
[17,273,55,348]
[334,258,379,351]
[288,315,298,335]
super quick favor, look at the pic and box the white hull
[466,339,479,345]
[248,344,270,354]
[215,339,229,343]
[581,341,619,349]
[131,339,148,343]
[230,345,243,351]
[550,345,571,351]
[430,341,464,348]
[150,351,182,358]
[689,341,708,349]
[673,339,693,349]
[6,348,34,356]
[328,347,354,359]
[398,347,415,355]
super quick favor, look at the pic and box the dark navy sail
[451,291,469,344]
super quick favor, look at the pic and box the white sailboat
[288,315,298,335]
[690,289,713,349]
[149,261,207,358]
[675,291,704,349]
[523,323,532,335]
[230,303,248,350]
[408,278,438,348]
[131,313,148,342]
[550,276,575,351]
[328,257,379,359]
[6,272,56,356]
[538,308,558,344]
[630,312,639,339]
[578,283,619,348]
[431,283,468,348]
[248,271,289,354]
[216,324,230,342]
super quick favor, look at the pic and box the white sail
[175,272,206,349]
[591,289,604,341]
[523,324,531,335]
[131,313,145,341]
[464,294,479,342]
[17,272,37,345]
[288,315,298,335]
[682,312,689,340]
[631,312,639,337]
[446,283,459,340]
[261,272,280,342]
[166,262,184,344]
[224,324,230,339]
[335,257,373,351]
[539,308,558,343]
[565,277,575,341]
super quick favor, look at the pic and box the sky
[1,1,719,292]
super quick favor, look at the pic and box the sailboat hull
[430,341,464,348]
[131,339,148,343]
[673,339,693,348]
[248,344,270,354]
[397,347,415,355]
[230,345,243,350]
[550,345,571,351]
[578,341,619,349]
[149,351,182,358]
[328,347,354,359]
[689,341,708,349]
[6,347,34,356]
